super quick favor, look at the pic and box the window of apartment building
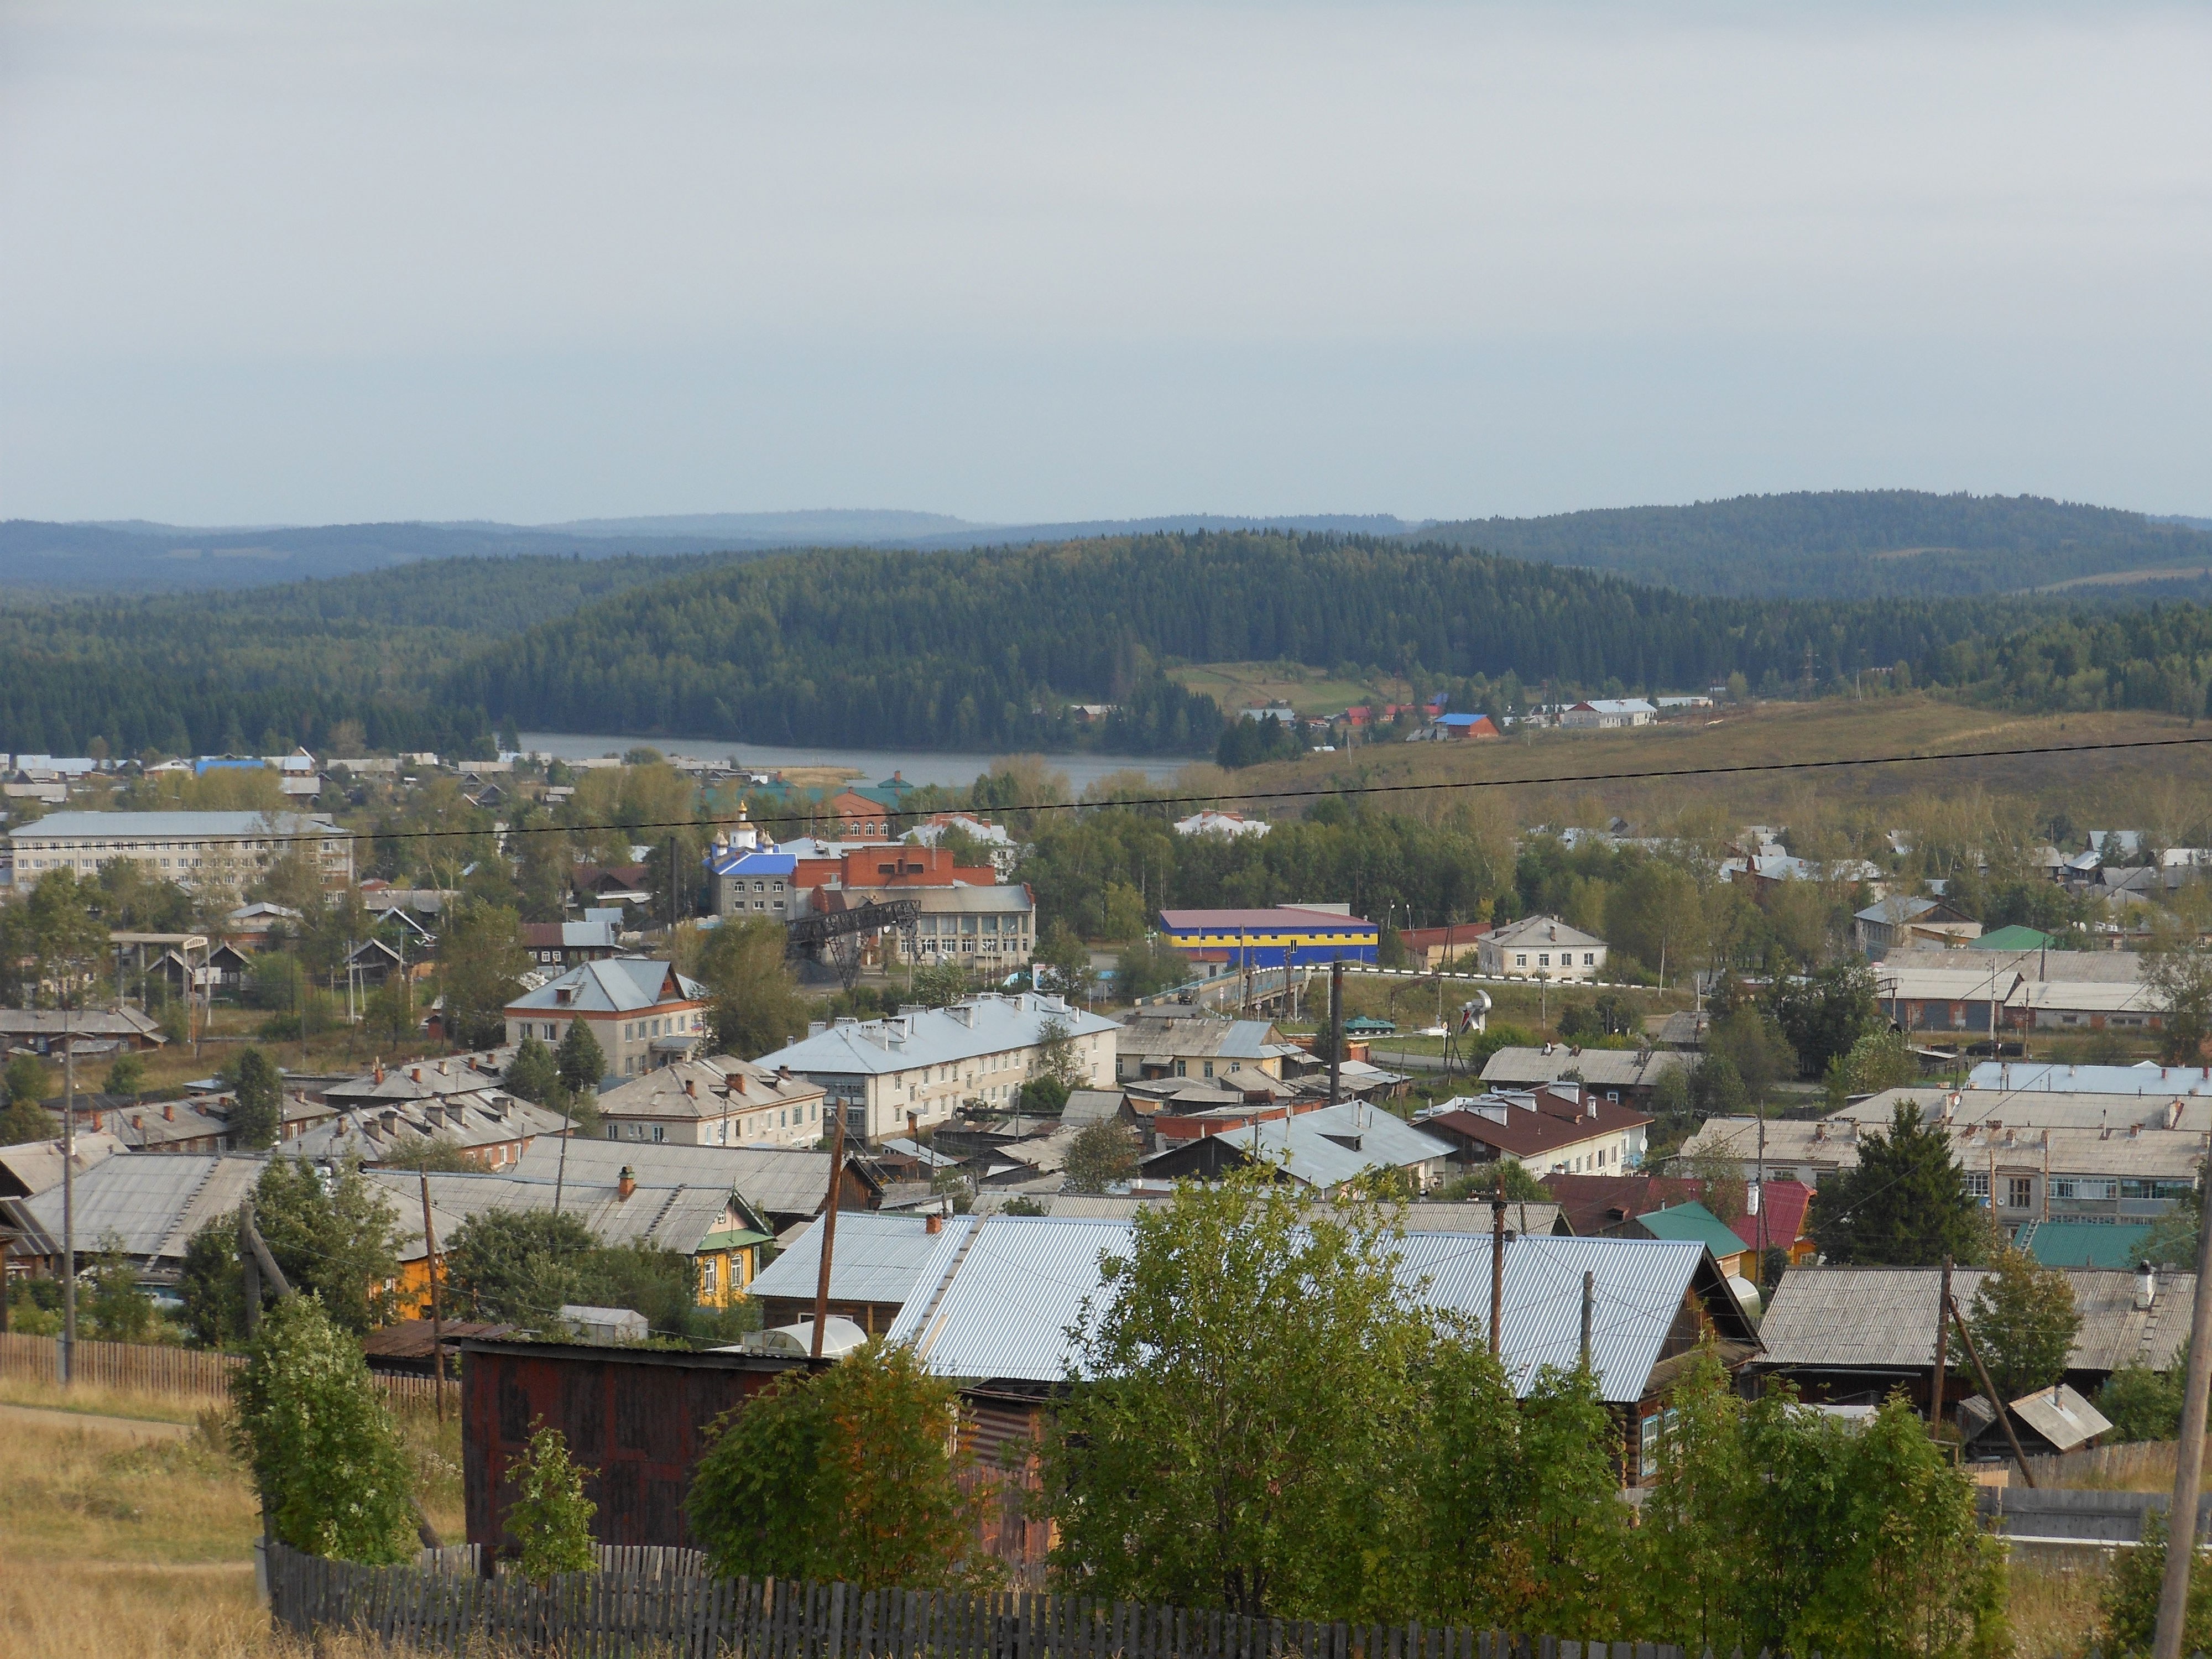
[1965,1171,1990,1199]
[962,915,979,934]
[1515,954,1527,967]
[1583,953,1595,966]
[1538,953,1551,968]
[2006,1176,2033,1209]
[652,1124,665,1142]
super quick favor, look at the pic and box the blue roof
[1439,713,1482,727]
[705,848,797,878]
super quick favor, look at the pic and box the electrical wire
[33,728,2212,852]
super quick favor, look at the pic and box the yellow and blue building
[1157,906,1379,968]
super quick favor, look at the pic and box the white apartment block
[4,810,353,894]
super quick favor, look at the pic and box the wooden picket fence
[0,1330,457,1414]
[267,1541,1709,1659]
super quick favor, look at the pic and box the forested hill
[1421,491,2212,599]
[442,532,2038,752]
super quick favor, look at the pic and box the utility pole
[1947,1291,2035,1489]
[1580,1269,1594,1371]
[1489,1196,1507,1358]
[61,1005,76,1388]
[1931,1255,1952,1437]
[2153,1178,2212,1659]
[1327,958,1344,1107]
[809,1103,849,1360]
[419,1170,446,1422]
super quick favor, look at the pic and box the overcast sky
[3,2,2207,526]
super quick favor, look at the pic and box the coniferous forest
[4,529,2212,758]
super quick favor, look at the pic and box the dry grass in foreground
[0,1373,220,1425]
[2007,1558,2109,1659]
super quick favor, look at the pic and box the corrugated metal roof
[1141,1102,1453,1188]
[1480,1047,1689,1090]
[1157,908,1374,932]
[1635,1202,1747,1258]
[889,1216,1723,1404]
[1966,1062,2212,1097]
[749,1212,976,1306]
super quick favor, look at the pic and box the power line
[45,728,2212,853]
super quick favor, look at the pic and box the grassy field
[0,1386,463,1658]
[1167,660,1408,719]
[1218,695,2212,832]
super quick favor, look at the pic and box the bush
[233,1296,417,1563]
[506,1422,598,1582]
[2098,1364,2184,1443]
[688,1340,992,1589]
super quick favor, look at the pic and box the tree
[232,1295,417,1563]
[1032,921,1097,1003]
[435,898,529,1050]
[230,1046,282,1150]
[248,1156,404,1335]
[2147,935,2212,1065]
[1044,1173,1436,1619]
[555,1018,607,1094]
[103,1052,147,1101]
[695,917,811,1058]
[0,1054,55,1146]
[1434,1161,1550,1202]
[1806,1101,1993,1266]
[2098,1364,2184,1443]
[1967,1246,2081,1404]
[1826,1028,1917,1104]
[2103,1507,2212,1655]
[505,1035,568,1108]
[506,1422,598,1582]
[1765,963,1879,1078]
[688,1339,992,1589]
[1708,1005,1796,1103]
[444,1209,598,1324]
[1062,1118,1141,1193]
[906,959,972,1010]
[86,1230,155,1342]
[178,1217,247,1347]
[361,976,417,1052]
[1113,936,1190,1002]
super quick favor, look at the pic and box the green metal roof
[696,1226,774,1254]
[1974,925,2059,952]
[1635,1200,1747,1260]
[2018,1220,2154,1270]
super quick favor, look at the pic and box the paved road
[0,1401,195,1442]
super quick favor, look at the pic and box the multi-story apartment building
[757,992,1118,1141]
[4,810,353,894]
[502,958,710,1082]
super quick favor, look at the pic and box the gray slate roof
[505,958,703,1014]
[509,1138,845,1224]
[363,1167,754,1266]
[8,810,343,842]
[1139,1100,1453,1188]
[1480,1046,1689,1091]
[761,993,1118,1078]
[1757,1265,2194,1374]
[15,1152,262,1265]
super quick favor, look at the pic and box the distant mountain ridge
[0,510,1425,594]
[6,492,2209,599]
[1422,491,2212,598]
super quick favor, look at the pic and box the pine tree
[555,1019,606,1094]
[231,1046,282,1150]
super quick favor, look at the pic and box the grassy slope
[1216,696,2212,829]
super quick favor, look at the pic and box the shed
[452,1337,810,1560]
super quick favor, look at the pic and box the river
[516,732,1188,790]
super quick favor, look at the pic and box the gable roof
[1757,1265,2193,1374]
[1486,915,1606,951]
[1142,1101,1453,1188]
[1540,1172,1706,1234]
[1479,1046,1688,1091]
[1634,1200,1748,1259]
[760,994,1117,1078]
[1420,1092,1652,1163]
[1733,1179,1813,1250]
[13,1152,263,1265]
[508,1137,878,1225]
[887,1218,1751,1402]
[504,957,703,1014]
[747,1212,973,1307]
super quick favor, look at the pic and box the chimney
[685,1077,697,1098]
[2137,1262,2158,1311]
[410,1067,422,1083]
[164,1102,174,1121]
[732,1072,747,1095]
[618,1166,637,1200]
[380,1108,400,1136]
[926,1212,944,1235]
[90,1110,102,1132]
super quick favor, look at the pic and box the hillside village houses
[503,958,709,1082]
[756,992,1118,1142]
